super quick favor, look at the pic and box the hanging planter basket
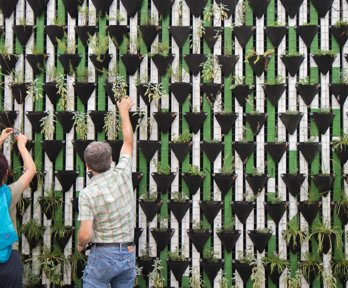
[75,25,98,46]
[74,82,96,106]
[232,84,252,106]
[55,170,79,192]
[107,25,129,47]
[58,54,81,76]
[62,0,83,18]
[184,54,207,76]
[234,260,255,283]
[231,201,255,224]
[183,112,207,134]
[91,0,114,16]
[134,227,143,244]
[120,0,143,18]
[311,0,334,18]
[137,83,150,105]
[279,112,303,135]
[298,142,320,164]
[0,0,19,18]
[246,174,269,195]
[312,54,336,75]
[167,259,190,281]
[279,0,304,18]
[187,229,210,253]
[0,111,17,128]
[0,53,18,75]
[139,199,163,222]
[121,54,144,75]
[152,0,174,18]
[216,230,241,252]
[137,257,155,277]
[23,231,43,250]
[244,112,267,135]
[331,25,348,49]
[152,172,176,194]
[89,110,107,133]
[282,173,306,198]
[201,141,223,163]
[45,25,65,46]
[169,26,191,48]
[248,230,272,253]
[184,0,208,17]
[182,173,205,195]
[104,82,117,104]
[330,83,348,105]
[42,140,65,162]
[151,54,174,76]
[202,27,222,50]
[247,55,268,77]
[106,140,123,162]
[281,55,304,77]
[27,0,47,18]
[54,227,74,249]
[26,53,47,75]
[138,140,161,162]
[139,25,161,50]
[26,111,48,133]
[214,112,238,134]
[153,111,177,133]
[299,201,321,225]
[130,111,144,131]
[169,82,191,105]
[13,25,34,46]
[296,24,318,47]
[199,200,223,224]
[333,142,348,164]
[56,111,74,133]
[132,172,143,190]
[169,141,192,163]
[265,264,285,284]
[249,0,270,19]
[201,258,224,283]
[265,142,288,164]
[213,173,237,197]
[335,201,348,225]
[313,174,335,196]
[201,83,222,104]
[89,54,112,76]
[233,141,256,163]
[72,139,93,161]
[263,84,286,106]
[296,84,320,106]
[217,55,239,76]
[168,199,191,222]
[264,26,287,48]
[265,202,288,225]
[234,25,255,48]
[151,228,175,251]
[10,83,31,104]
[311,111,335,135]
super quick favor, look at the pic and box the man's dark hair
[84,142,112,173]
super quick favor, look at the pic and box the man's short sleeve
[114,154,132,177]
[78,192,94,221]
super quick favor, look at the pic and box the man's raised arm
[117,96,134,157]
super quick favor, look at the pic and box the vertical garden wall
[0,0,348,287]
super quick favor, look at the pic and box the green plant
[335,194,348,217]
[171,191,188,202]
[149,258,165,288]
[89,33,109,60]
[237,250,255,264]
[73,111,88,140]
[299,252,322,281]
[269,21,285,27]
[336,70,348,83]
[0,41,12,57]
[332,133,348,151]
[245,49,274,63]
[153,160,171,175]
[189,267,204,288]
[51,210,72,238]
[26,78,43,107]
[134,265,143,287]
[140,243,153,260]
[192,218,209,232]
[151,42,170,57]
[168,246,186,261]
[172,130,192,144]
[40,111,55,140]
[200,55,217,82]
[216,219,235,233]
[256,227,272,234]
[322,270,337,288]
[54,74,69,111]
[264,76,285,85]
[332,254,348,282]
[203,248,219,263]
[144,82,167,110]
[283,51,303,57]
[297,76,317,85]
[39,189,62,216]
[57,34,76,54]
[334,20,348,27]
[266,192,284,204]
[309,221,342,253]
[76,67,91,83]
[21,219,43,242]
[251,260,265,288]
[69,250,87,282]
[203,3,229,23]
[16,196,30,217]
[187,165,206,177]
[112,75,128,102]
[237,0,249,25]
[313,49,337,57]
[140,192,157,202]
[262,252,289,274]
[104,111,120,141]
[286,270,302,288]
[23,260,41,287]
[282,216,307,250]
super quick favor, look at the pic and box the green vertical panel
[97,20,106,142]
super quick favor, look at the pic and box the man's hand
[0,128,13,144]
[117,96,133,114]
[17,133,29,148]
[77,243,85,253]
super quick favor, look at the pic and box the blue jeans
[83,245,135,288]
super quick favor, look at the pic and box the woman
[0,128,36,287]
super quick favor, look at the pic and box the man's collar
[90,168,112,182]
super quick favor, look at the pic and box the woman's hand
[16,133,28,148]
[0,128,14,145]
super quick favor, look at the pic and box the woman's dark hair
[0,152,9,185]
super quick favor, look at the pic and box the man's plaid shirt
[78,154,135,243]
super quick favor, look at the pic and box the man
[77,96,135,288]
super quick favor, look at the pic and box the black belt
[93,242,134,248]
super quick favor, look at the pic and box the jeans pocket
[126,253,136,279]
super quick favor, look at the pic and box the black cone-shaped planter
[265,264,284,284]
[248,230,272,253]
[168,200,191,222]
[311,0,334,18]
[184,54,207,76]
[298,142,320,164]
[132,172,143,190]
[232,84,252,106]
[121,54,144,75]
[42,140,65,162]
[279,112,303,135]
[249,0,269,18]
[54,227,74,249]
[233,141,256,163]
[0,111,17,128]
[265,202,287,224]
[336,201,348,225]
[169,26,191,48]
[296,84,320,106]
[153,111,177,133]
[317,233,336,254]
[279,0,304,18]
[134,227,143,244]
[56,111,74,133]
[138,140,161,162]
[215,0,239,18]
[312,54,336,75]
[330,83,348,105]
[217,230,241,252]
[245,113,267,135]
[246,174,269,194]
[89,54,112,75]
[281,55,304,77]
[13,25,34,46]
[152,172,176,194]
[201,141,223,163]
[45,25,65,46]
[167,259,190,281]
[234,260,255,283]
[0,53,18,75]
[313,174,335,196]
[107,25,129,47]
[199,200,223,224]
[187,229,210,253]
[182,174,205,195]
[217,55,239,76]
[75,26,98,46]
[106,140,123,162]
[27,0,47,17]
[201,259,223,283]
[299,201,321,225]
[184,112,207,134]
[331,25,348,49]
[137,83,150,105]
[231,201,255,224]
[263,84,286,106]
[152,0,174,18]
[73,140,93,161]
[234,25,255,48]
[26,111,48,133]
[11,83,31,104]
[334,143,348,164]
[104,82,116,104]
[62,0,82,18]
[139,25,161,50]
[311,112,335,135]
[185,0,208,17]
[120,0,143,18]
[137,257,155,277]
[26,54,47,75]
[151,228,175,251]
[0,0,19,18]
[281,173,306,197]
[264,26,287,48]
[169,82,191,105]
[170,142,192,162]
[91,0,114,16]
[151,54,174,76]
[55,170,79,192]
[296,24,318,47]
[89,110,107,133]
[23,231,43,250]
[202,27,222,50]
[74,83,96,106]
[139,199,162,222]
[58,54,81,75]
[265,142,288,164]
[214,112,238,134]
[248,55,268,77]
[201,83,222,104]
[213,173,237,197]
[130,111,144,132]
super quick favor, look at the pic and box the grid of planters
[1,0,348,287]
